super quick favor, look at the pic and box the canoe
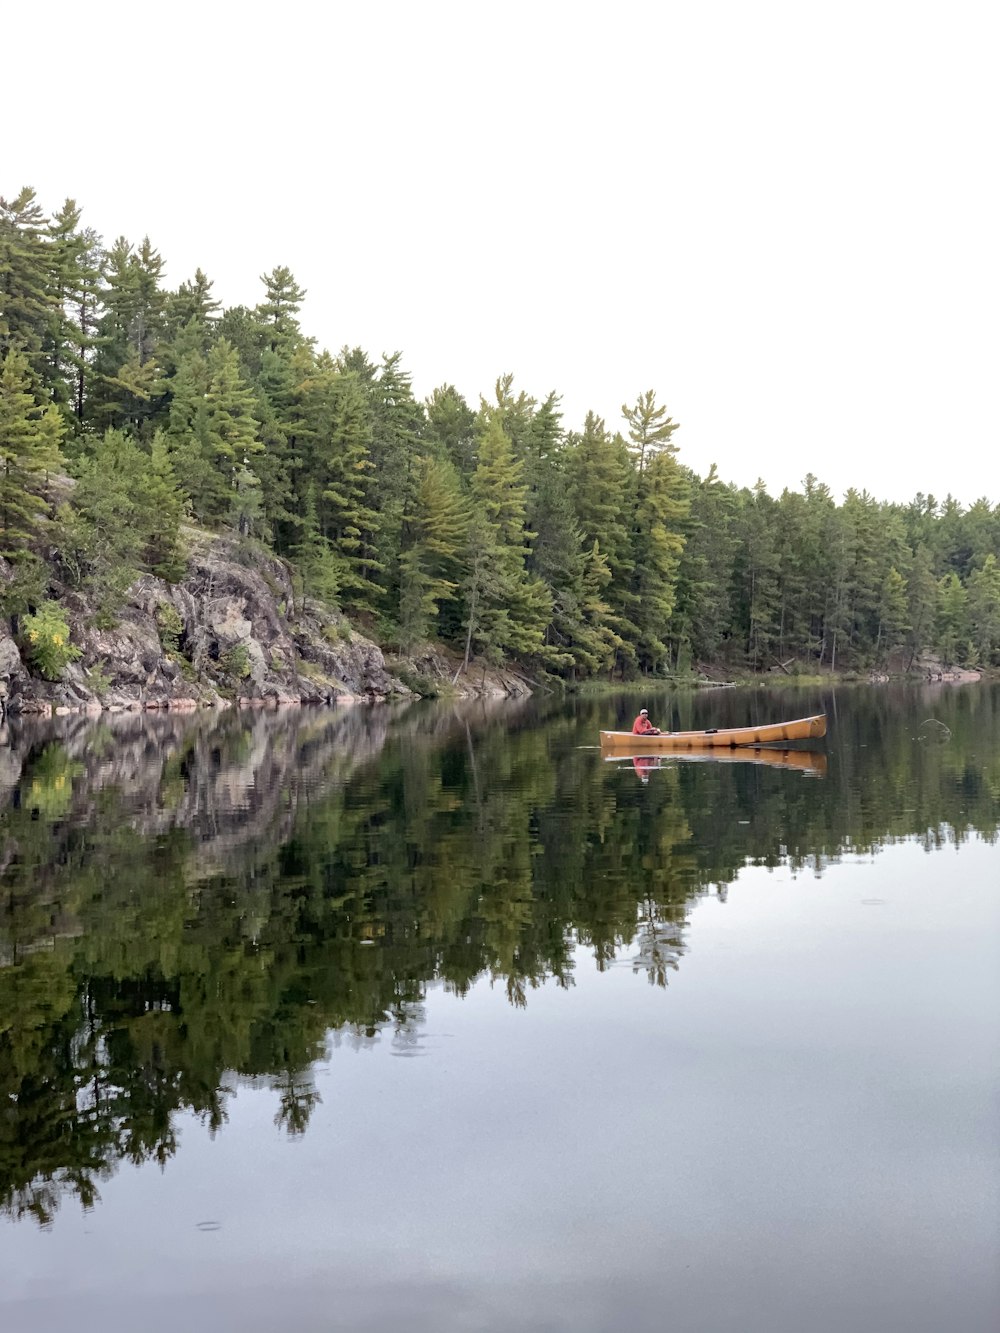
[599,713,827,752]
[604,748,827,775]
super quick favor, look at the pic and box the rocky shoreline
[0,531,531,716]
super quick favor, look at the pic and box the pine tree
[253,342,310,550]
[905,545,939,668]
[58,430,150,612]
[425,384,477,474]
[163,268,220,348]
[365,351,426,611]
[303,366,381,616]
[565,414,635,662]
[87,235,166,432]
[143,432,186,580]
[0,188,53,380]
[255,266,307,354]
[463,412,550,662]
[294,483,341,606]
[575,540,624,675]
[398,454,470,650]
[876,566,909,661]
[45,199,102,420]
[732,482,781,671]
[486,373,537,462]
[966,554,1000,666]
[621,389,680,476]
[0,348,65,551]
[627,450,689,672]
[935,572,968,666]
[671,464,738,668]
[167,338,260,523]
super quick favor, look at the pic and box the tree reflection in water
[1,684,997,1224]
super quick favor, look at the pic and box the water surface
[1,684,998,1331]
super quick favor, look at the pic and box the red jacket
[632,715,659,735]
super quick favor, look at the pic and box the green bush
[86,662,113,697]
[221,643,251,680]
[155,602,184,653]
[20,601,81,680]
[322,621,353,645]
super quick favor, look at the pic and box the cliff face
[0,532,410,715]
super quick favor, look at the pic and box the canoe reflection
[610,748,828,782]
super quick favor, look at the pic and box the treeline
[2,186,999,676]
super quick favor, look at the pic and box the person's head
[640,709,648,717]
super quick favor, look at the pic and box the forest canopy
[2,186,999,676]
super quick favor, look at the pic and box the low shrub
[20,601,81,681]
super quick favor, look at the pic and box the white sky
[7,1,998,506]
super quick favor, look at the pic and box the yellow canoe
[599,713,827,752]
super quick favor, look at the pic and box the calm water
[1,684,998,1333]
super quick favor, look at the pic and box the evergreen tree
[168,338,260,523]
[45,199,102,422]
[0,188,53,380]
[303,365,381,616]
[671,464,738,668]
[163,268,220,348]
[966,554,1000,666]
[876,566,909,662]
[935,572,968,666]
[398,455,470,650]
[144,432,186,580]
[905,545,939,667]
[365,351,426,613]
[731,482,781,670]
[255,266,307,353]
[463,412,550,663]
[58,430,156,613]
[87,235,166,432]
[293,483,341,606]
[253,342,310,550]
[425,384,477,473]
[627,450,689,673]
[0,348,65,551]
[216,304,266,381]
[621,389,680,476]
[566,414,631,567]
[486,373,537,462]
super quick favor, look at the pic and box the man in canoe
[632,708,661,736]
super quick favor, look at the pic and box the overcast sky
[7,1,998,506]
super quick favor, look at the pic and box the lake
[1,683,998,1332]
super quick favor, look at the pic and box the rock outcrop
[1,532,411,715]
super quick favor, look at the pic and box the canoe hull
[599,713,827,752]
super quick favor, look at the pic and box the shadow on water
[1,682,998,1223]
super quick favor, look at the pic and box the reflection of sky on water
[3,838,997,1333]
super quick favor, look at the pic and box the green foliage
[621,388,680,474]
[58,430,150,615]
[399,454,470,650]
[19,744,83,819]
[155,602,184,653]
[0,551,47,617]
[19,600,80,679]
[2,688,999,1223]
[221,643,251,680]
[0,347,65,550]
[1,184,996,681]
[322,621,352,644]
[85,662,113,697]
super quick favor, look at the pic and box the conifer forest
[2,186,999,680]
